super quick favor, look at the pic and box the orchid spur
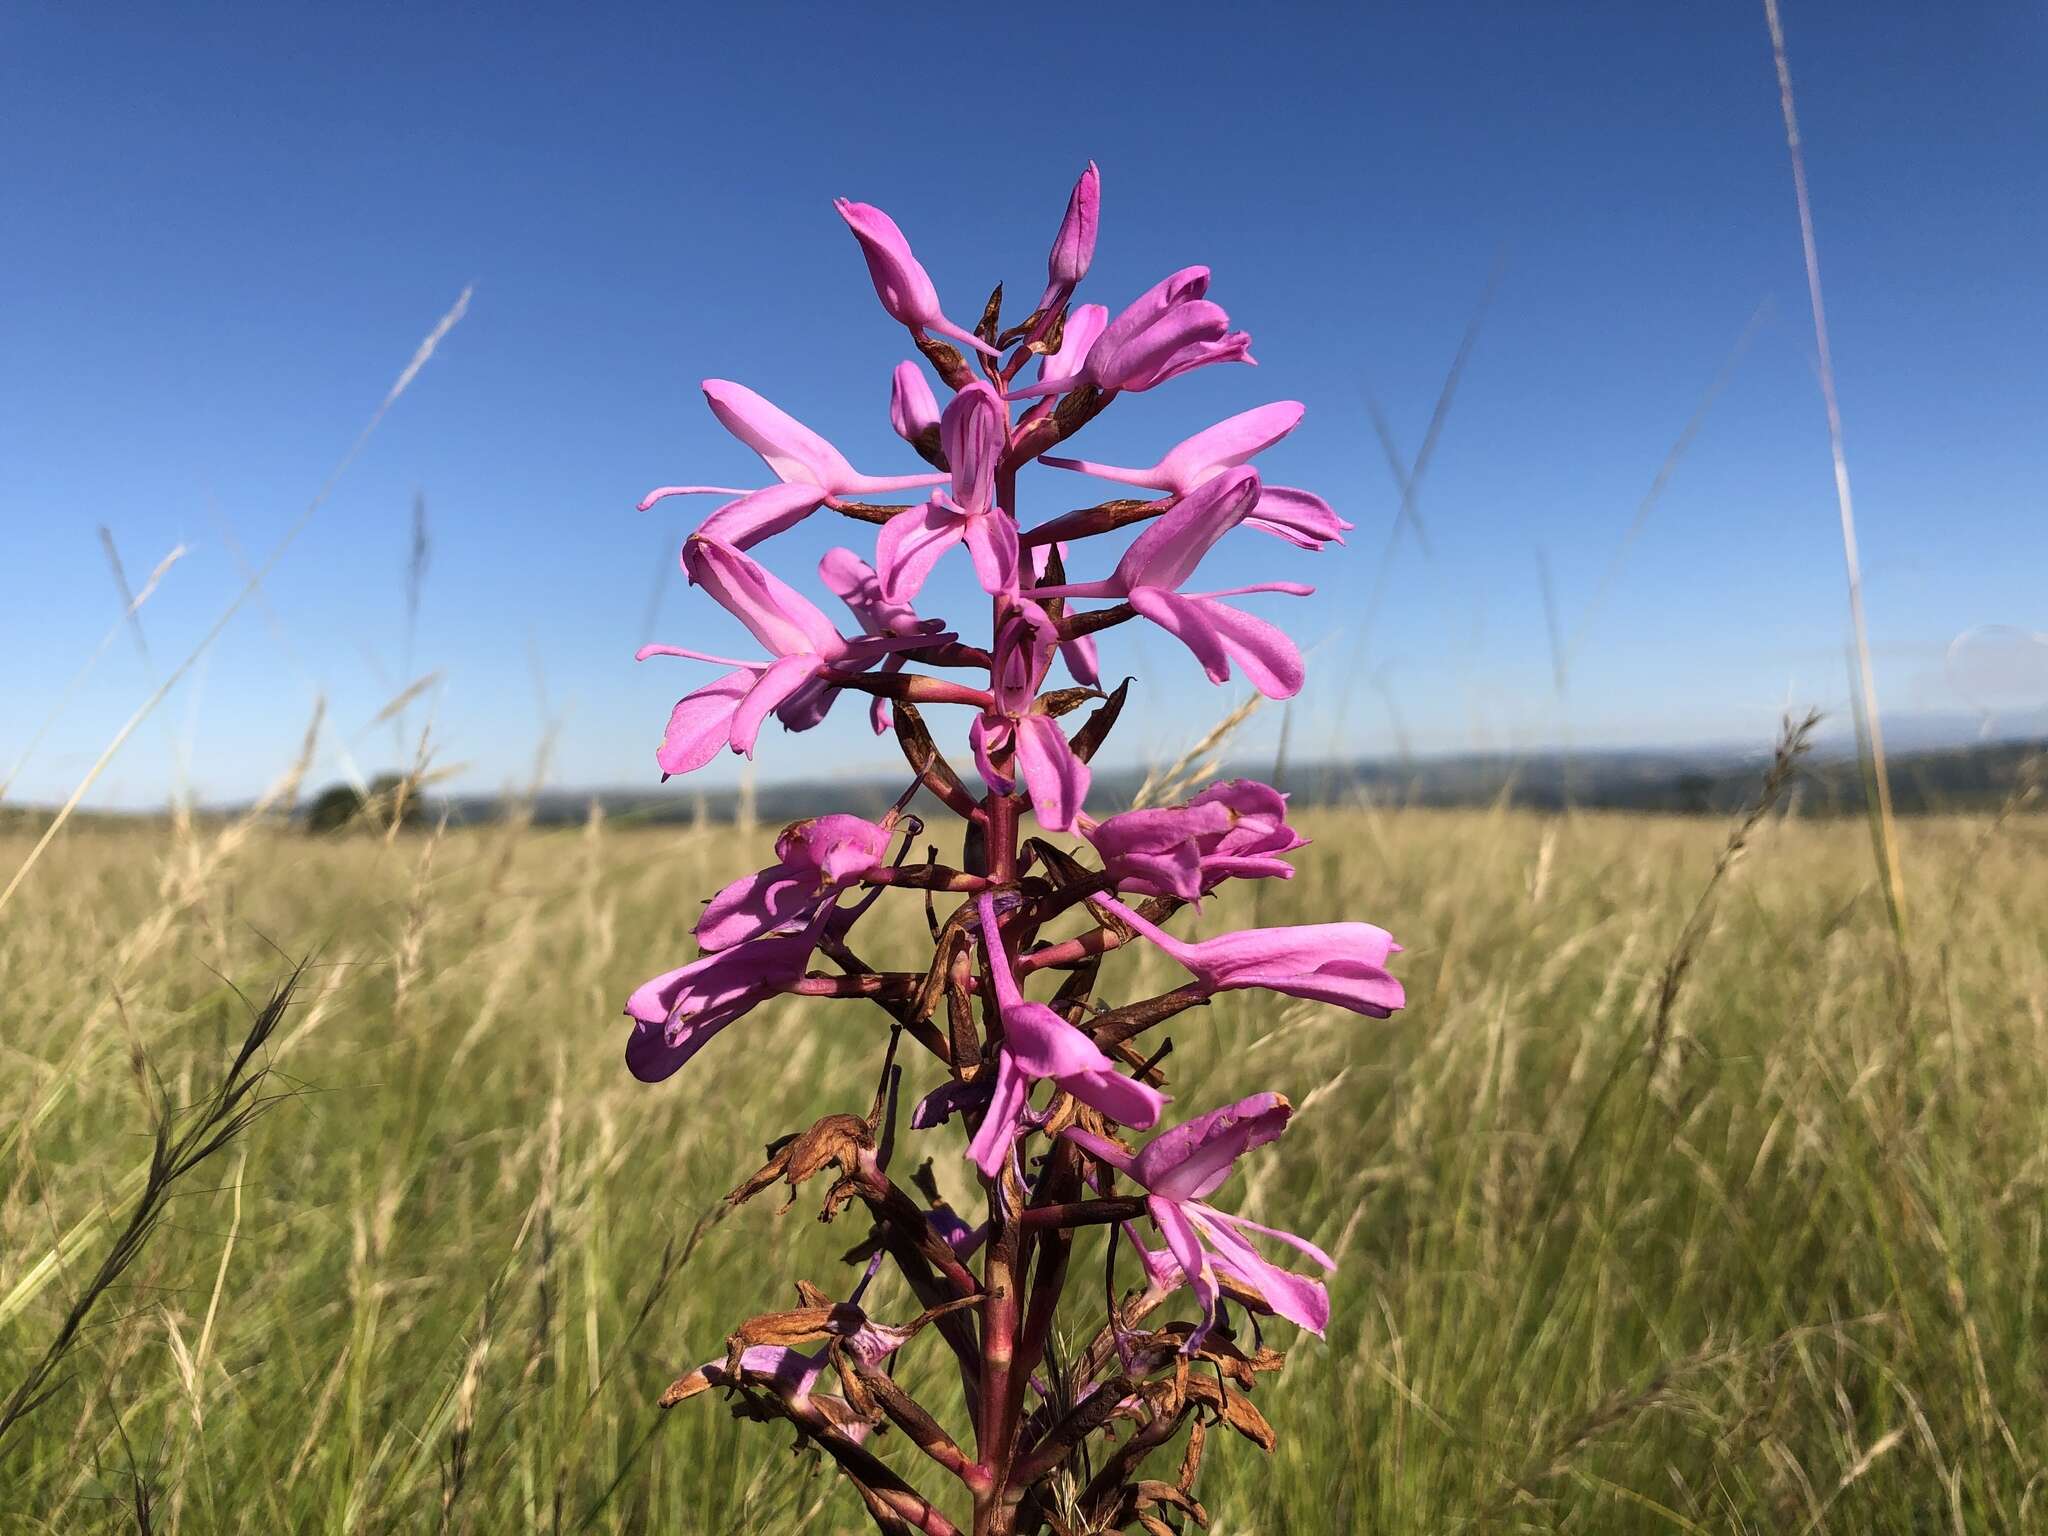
[620,163,1404,1536]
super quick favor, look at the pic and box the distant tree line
[304,773,425,833]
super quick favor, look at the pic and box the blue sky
[4,2,2043,808]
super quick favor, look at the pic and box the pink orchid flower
[696,813,894,951]
[1063,1093,1333,1348]
[1039,401,1353,551]
[1009,267,1252,401]
[637,537,943,777]
[875,382,1020,603]
[818,546,945,733]
[835,198,1002,358]
[1025,467,1310,699]
[1088,894,1405,1018]
[1081,778,1307,901]
[888,361,940,445]
[638,380,947,550]
[967,895,1166,1177]
[969,601,1090,832]
[624,922,820,1081]
[1035,161,1100,316]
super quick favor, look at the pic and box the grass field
[4,790,2046,1532]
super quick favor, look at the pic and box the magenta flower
[1081,779,1307,901]
[639,380,947,550]
[1009,268,1252,401]
[624,923,818,1081]
[1026,467,1309,699]
[1088,894,1405,1018]
[697,814,894,951]
[969,602,1089,832]
[818,546,944,733]
[888,361,940,445]
[967,895,1166,1177]
[1035,161,1100,315]
[835,198,1002,358]
[636,537,943,776]
[875,382,1020,603]
[1039,401,1352,551]
[1064,1093,1333,1347]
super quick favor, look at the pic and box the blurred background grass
[5,788,2045,1532]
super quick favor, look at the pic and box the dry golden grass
[3,798,2046,1532]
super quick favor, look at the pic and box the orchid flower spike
[1063,1093,1333,1349]
[1026,467,1310,699]
[639,380,947,550]
[835,198,1002,357]
[1040,401,1352,550]
[969,601,1090,832]
[1035,161,1100,315]
[1090,893,1406,1018]
[636,536,944,776]
[1009,267,1253,401]
[966,894,1166,1177]
[875,382,1020,603]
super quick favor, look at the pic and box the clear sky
[4,2,2044,808]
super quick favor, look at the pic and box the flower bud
[888,361,940,445]
[834,197,1000,356]
[1039,161,1100,308]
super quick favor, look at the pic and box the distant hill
[425,735,2045,828]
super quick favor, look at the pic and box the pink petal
[683,537,844,659]
[968,1053,1030,1177]
[1114,468,1261,594]
[1196,598,1305,699]
[874,504,967,605]
[695,482,830,549]
[962,511,1020,597]
[729,653,823,756]
[1189,1206,1331,1336]
[1065,1065,1166,1131]
[999,1000,1115,1081]
[1137,1093,1293,1201]
[702,379,856,488]
[1156,402,1304,488]
[1009,303,1110,400]
[696,868,817,951]
[654,669,754,777]
[1246,484,1350,549]
[1013,714,1088,832]
[1128,587,1233,685]
[1150,1196,1221,1344]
